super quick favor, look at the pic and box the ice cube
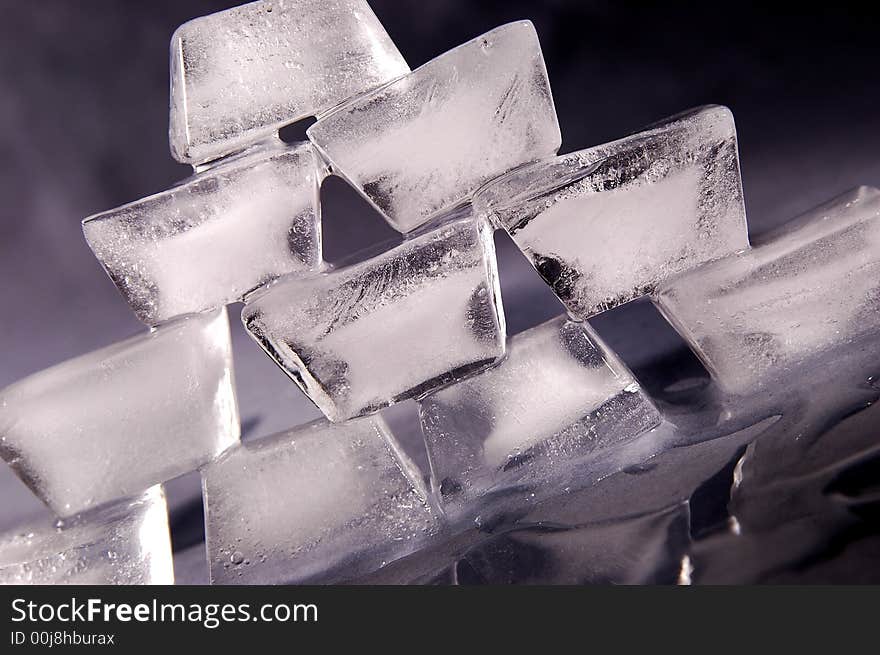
[169,0,409,165]
[0,309,239,517]
[475,105,749,318]
[0,486,173,584]
[202,416,438,584]
[243,214,506,422]
[307,21,561,233]
[419,315,661,514]
[83,141,323,326]
[655,186,880,395]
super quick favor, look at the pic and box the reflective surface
[1,1,879,585]
[356,330,880,584]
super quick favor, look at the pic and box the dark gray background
[1,2,878,531]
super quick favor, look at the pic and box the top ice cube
[307,21,561,233]
[169,0,409,165]
[476,105,749,318]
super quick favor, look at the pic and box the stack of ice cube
[85,0,413,325]
[5,0,877,586]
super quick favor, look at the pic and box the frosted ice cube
[475,105,748,318]
[203,416,438,584]
[419,316,661,513]
[0,486,173,585]
[170,0,409,165]
[655,186,880,395]
[0,310,239,517]
[83,141,322,326]
[243,215,506,422]
[307,21,561,233]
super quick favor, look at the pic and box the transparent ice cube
[169,0,410,165]
[655,186,880,395]
[419,316,661,514]
[202,416,438,584]
[83,141,323,326]
[243,215,506,422]
[475,105,748,318]
[0,486,173,585]
[307,21,561,233]
[0,310,239,517]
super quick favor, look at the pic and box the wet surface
[348,337,880,584]
[165,329,880,585]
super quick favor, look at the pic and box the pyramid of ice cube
[1,0,877,585]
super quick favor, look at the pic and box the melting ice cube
[170,0,410,164]
[475,105,749,318]
[0,309,239,517]
[202,416,438,584]
[83,141,323,325]
[419,315,661,514]
[307,21,561,232]
[242,214,506,422]
[655,186,880,395]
